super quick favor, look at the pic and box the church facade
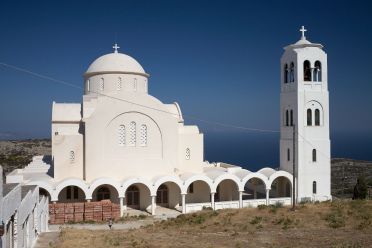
[6,27,331,216]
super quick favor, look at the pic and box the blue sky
[0,0,371,141]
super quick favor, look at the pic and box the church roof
[85,51,148,77]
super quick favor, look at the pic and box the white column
[119,197,124,217]
[211,193,215,210]
[181,194,186,214]
[239,191,243,208]
[151,196,156,215]
[266,189,270,205]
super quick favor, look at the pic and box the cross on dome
[300,26,307,40]
[113,43,120,53]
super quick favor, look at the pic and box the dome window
[100,78,104,91]
[117,77,122,91]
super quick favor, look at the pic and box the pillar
[119,197,124,217]
[239,191,243,208]
[181,194,186,214]
[211,193,215,210]
[151,196,156,215]
[266,189,270,206]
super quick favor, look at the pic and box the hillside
[51,200,372,247]
[0,139,371,198]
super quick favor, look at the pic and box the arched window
[285,110,289,126]
[69,151,75,164]
[100,78,104,91]
[140,124,147,146]
[284,64,288,84]
[97,186,110,201]
[312,181,317,194]
[86,80,90,92]
[129,121,136,146]
[290,62,295,82]
[186,148,191,160]
[307,109,312,126]
[290,110,294,126]
[287,148,290,161]
[314,61,322,82]
[118,125,125,146]
[117,77,122,91]
[312,149,317,162]
[315,109,320,126]
[303,60,311,81]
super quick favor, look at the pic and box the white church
[7,27,331,216]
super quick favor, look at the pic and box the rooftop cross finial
[113,43,120,53]
[300,25,307,40]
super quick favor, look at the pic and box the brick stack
[84,202,94,221]
[74,203,84,222]
[93,202,103,221]
[49,200,121,224]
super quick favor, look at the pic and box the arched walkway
[215,179,239,202]
[183,180,212,213]
[243,178,266,200]
[92,184,119,203]
[270,176,291,198]
[57,186,86,203]
[155,182,181,209]
[124,183,151,211]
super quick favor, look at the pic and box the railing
[185,202,212,213]
[214,200,239,210]
[269,197,291,206]
[242,199,267,208]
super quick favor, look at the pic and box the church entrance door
[156,184,169,207]
[126,185,140,209]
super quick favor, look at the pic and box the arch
[153,175,183,195]
[88,177,122,198]
[182,175,213,194]
[269,175,292,198]
[55,178,89,200]
[289,62,295,82]
[284,64,288,84]
[121,178,153,196]
[303,60,311,81]
[25,181,55,201]
[96,186,110,201]
[314,61,322,82]
[241,173,269,190]
[307,108,312,126]
[267,170,293,190]
[312,149,317,162]
[211,174,242,193]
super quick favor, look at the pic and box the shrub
[250,216,262,225]
[353,176,368,200]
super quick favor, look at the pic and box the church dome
[85,45,148,77]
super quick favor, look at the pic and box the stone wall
[331,158,372,198]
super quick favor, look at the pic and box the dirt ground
[50,200,372,248]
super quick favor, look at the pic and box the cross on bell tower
[300,25,307,40]
[113,43,120,53]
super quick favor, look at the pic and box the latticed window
[134,78,137,91]
[140,124,147,146]
[69,151,75,164]
[186,148,190,160]
[129,121,136,146]
[100,78,104,91]
[118,125,126,146]
[117,77,122,91]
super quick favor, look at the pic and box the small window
[290,110,294,126]
[315,109,320,126]
[312,181,317,194]
[129,121,136,146]
[304,60,311,81]
[307,109,312,126]
[69,151,75,164]
[285,110,289,127]
[134,78,137,91]
[117,77,122,91]
[312,149,317,162]
[284,64,288,84]
[100,78,104,91]
[287,148,290,162]
[186,148,190,160]
[119,125,126,146]
[66,186,72,200]
[87,79,90,92]
[187,183,194,194]
[140,124,147,146]
[290,62,295,82]
[73,186,79,199]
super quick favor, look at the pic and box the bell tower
[279,26,331,202]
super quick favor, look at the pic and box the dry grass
[52,200,372,248]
